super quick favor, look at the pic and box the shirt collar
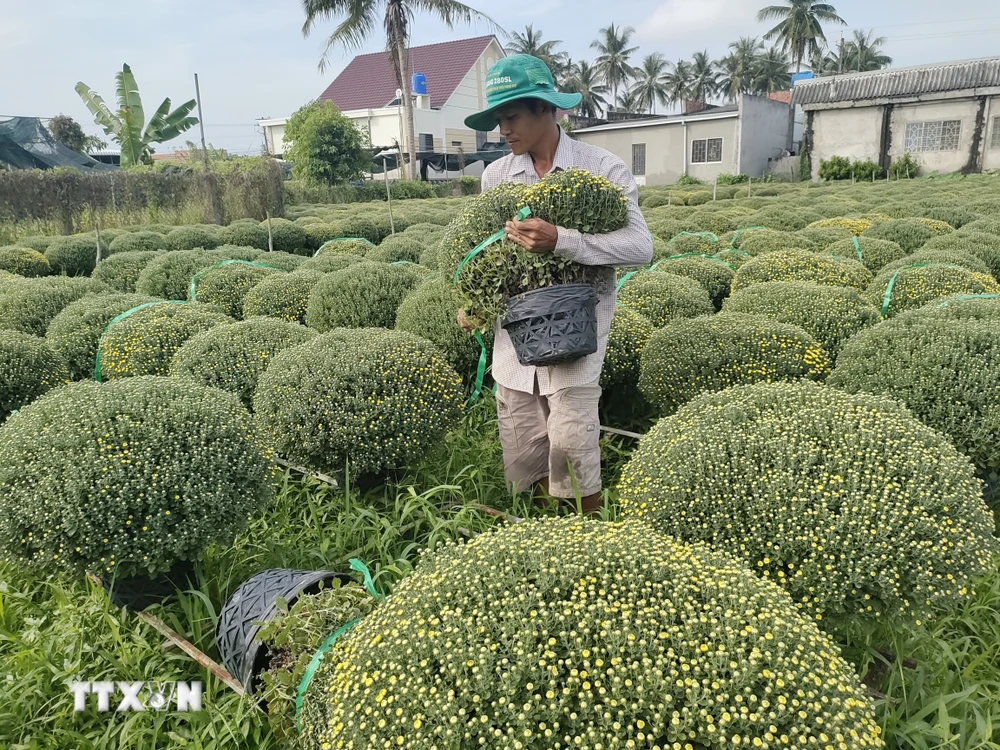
[510,130,574,177]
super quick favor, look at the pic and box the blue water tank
[791,71,815,86]
[412,73,427,95]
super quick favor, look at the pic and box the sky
[2,0,998,155]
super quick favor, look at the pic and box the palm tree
[301,0,501,181]
[75,64,198,167]
[716,37,764,101]
[808,45,841,75]
[689,50,720,105]
[663,59,693,112]
[563,60,608,118]
[757,0,847,72]
[844,29,892,72]
[753,46,792,94]
[590,24,639,103]
[506,25,570,80]
[613,89,643,114]
[632,53,670,114]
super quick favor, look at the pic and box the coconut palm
[612,89,643,114]
[689,50,720,104]
[808,45,841,75]
[506,25,570,80]
[590,24,639,103]
[717,37,764,101]
[663,59,693,111]
[844,29,892,72]
[301,0,501,180]
[75,64,198,167]
[757,0,846,72]
[563,60,608,118]
[753,46,792,93]
[632,53,670,114]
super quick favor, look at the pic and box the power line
[870,14,1000,30]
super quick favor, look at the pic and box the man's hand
[506,216,558,253]
[457,308,475,333]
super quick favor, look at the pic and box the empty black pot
[101,559,197,611]
[502,283,598,367]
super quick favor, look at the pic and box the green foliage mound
[863,218,935,253]
[732,249,872,292]
[653,255,734,308]
[306,261,422,331]
[135,249,218,300]
[0,377,276,578]
[315,238,374,257]
[639,313,829,415]
[170,317,316,406]
[866,264,1000,318]
[617,271,714,327]
[300,516,883,750]
[921,231,1000,279]
[0,277,107,336]
[0,331,68,421]
[618,381,998,630]
[107,231,167,255]
[217,222,270,250]
[0,246,50,277]
[243,270,325,325]
[743,207,823,231]
[366,234,425,264]
[665,232,717,255]
[795,226,855,248]
[303,223,343,249]
[830,300,1000,472]
[737,229,816,256]
[164,226,220,252]
[189,261,283,319]
[46,293,160,380]
[254,329,463,476]
[827,237,906,273]
[97,302,232,379]
[394,274,493,383]
[337,215,388,245]
[45,235,101,276]
[879,249,991,277]
[261,218,310,255]
[724,281,880,357]
[602,306,655,390]
[963,218,1000,237]
[299,253,367,274]
[248,252,306,272]
[92,251,163,292]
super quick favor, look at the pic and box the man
[459,54,653,516]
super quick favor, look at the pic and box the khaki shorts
[495,379,602,499]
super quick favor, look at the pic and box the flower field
[1,173,1000,749]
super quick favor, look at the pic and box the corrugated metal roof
[575,104,740,133]
[792,57,1000,107]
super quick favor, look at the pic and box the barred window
[691,138,723,164]
[991,117,1000,149]
[904,120,962,152]
[632,143,646,175]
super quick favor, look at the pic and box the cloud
[636,0,762,40]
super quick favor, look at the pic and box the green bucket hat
[464,54,582,132]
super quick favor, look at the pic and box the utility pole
[194,73,222,225]
[839,32,845,75]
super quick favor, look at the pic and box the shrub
[601,306,654,390]
[164,225,220,252]
[46,293,160,380]
[300,516,883,750]
[0,246,50,277]
[914,217,956,235]
[217,222,270,250]
[0,331,68,421]
[618,381,998,630]
[921,230,1000,279]
[685,189,712,205]
[732,249,872,292]
[395,274,493,384]
[170,317,316,406]
[652,254,734,309]
[743,207,824,231]
[243,270,325,325]
[314,238,374,257]
[737,229,816,256]
[303,223,343,249]
[712,247,752,269]
[831,305,1000,472]
[639,313,829,415]
[0,276,107,336]
[827,237,906,273]
[306,261,422,331]
[963,218,1000,237]
[687,209,739,235]
[106,231,167,255]
[806,216,874,235]
[366,234,424,264]
[189,261,283,319]
[0,377,276,578]
[879,249,991,277]
[665,232,716,255]
[298,253,367,274]
[261,218,311,255]
[16,235,55,253]
[209,244,263,262]
[97,302,233,379]
[795,225,854,248]
[921,206,976,229]
[245,251,305,272]
[723,281,880,357]
[45,235,100,276]
[819,155,852,181]
[617,271,715,327]
[863,218,935,253]
[135,249,217,299]
[890,152,919,179]
[336,215,386,245]
[254,329,463,476]
[866,264,1000,317]
[92,251,163,292]
[851,158,883,181]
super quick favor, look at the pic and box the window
[632,143,646,176]
[691,137,723,164]
[904,120,962,152]
[991,117,1000,149]
[418,133,434,152]
[476,130,488,149]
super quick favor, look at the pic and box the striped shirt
[481,132,654,395]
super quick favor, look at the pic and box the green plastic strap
[729,226,764,247]
[391,260,414,265]
[94,300,187,382]
[468,330,489,406]
[851,237,863,263]
[315,237,376,257]
[937,293,1000,308]
[678,230,719,243]
[189,260,285,301]
[349,558,381,599]
[453,206,532,284]
[880,262,969,316]
[661,253,735,271]
[294,618,360,731]
[616,260,665,292]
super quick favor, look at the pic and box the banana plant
[75,64,199,167]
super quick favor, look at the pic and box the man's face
[495,101,551,155]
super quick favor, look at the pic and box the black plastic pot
[101,559,197,611]
[502,283,598,367]
[215,568,347,692]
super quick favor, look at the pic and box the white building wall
[737,94,793,177]
[984,96,1000,171]
[889,99,982,174]
[809,107,884,180]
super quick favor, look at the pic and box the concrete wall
[985,101,1000,171]
[889,99,981,173]
[809,106,884,179]
[686,118,741,182]
[738,94,794,177]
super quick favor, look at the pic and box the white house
[792,56,1000,178]
[259,35,506,180]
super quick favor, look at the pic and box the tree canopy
[284,100,372,185]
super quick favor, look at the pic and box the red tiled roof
[318,36,499,111]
